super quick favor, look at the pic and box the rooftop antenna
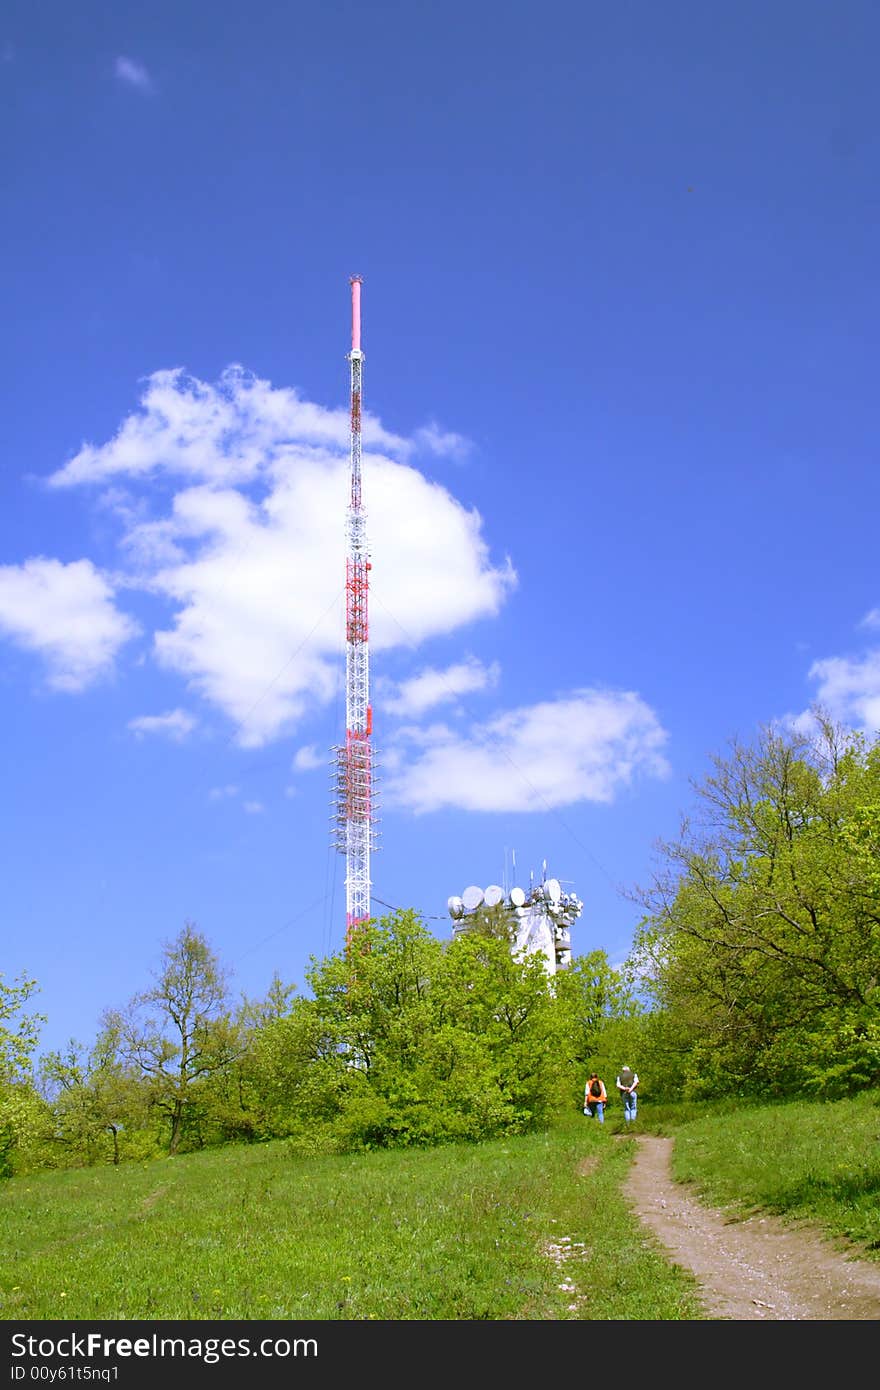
[332,275,379,952]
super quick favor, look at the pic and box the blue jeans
[622,1091,637,1121]
[587,1101,605,1123]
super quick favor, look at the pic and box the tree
[196,975,300,1146]
[433,927,570,1131]
[107,922,241,1154]
[630,712,880,1097]
[552,949,645,1101]
[0,973,44,1084]
[0,973,49,1177]
[39,1023,151,1166]
[275,909,574,1150]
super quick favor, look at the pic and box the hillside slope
[624,1135,880,1320]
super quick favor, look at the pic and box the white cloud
[383,658,500,717]
[128,708,197,741]
[49,367,407,490]
[413,421,473,461]
[13,370,678,832]
[384,688,670,813]
[859,608,880,630]
[781,708,817,737]
[144,464,513,745]
[0,557,138,690]
[805,650,880,735]
[115,56,153,91]
[292,744,326,771]
[40,367,515,746]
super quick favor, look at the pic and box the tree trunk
[168,1103,184,1155]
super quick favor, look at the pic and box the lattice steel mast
[332,275,378,946]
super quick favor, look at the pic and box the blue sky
[3,2,879,1062]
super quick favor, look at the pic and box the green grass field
[2,1095,877,1321]
[667,1091,880,1250]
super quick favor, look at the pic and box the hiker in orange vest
[583,1071,607,1123]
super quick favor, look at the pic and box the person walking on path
[584,1071,607,1123]
[616,1065,639,1122]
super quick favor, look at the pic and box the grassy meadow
[667,1091,880,1250]
[2,1095,878,1322]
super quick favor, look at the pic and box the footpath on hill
[622,1134,880,1320]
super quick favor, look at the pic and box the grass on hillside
[3,1094,878,1321]
[666,1091,880,1253]
[1,1109,705,1322]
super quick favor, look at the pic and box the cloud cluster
[1,365,675,811]
[382,658,500,717]
[384,689,670,813]
[127,708,197,741]
[781,607,880,739]
[49,367,407,490]
[0,557,137,690]
[806,648,880,735]
[26,367,514,745]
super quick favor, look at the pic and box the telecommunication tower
[332,276,378,948]
[447,870,581,975]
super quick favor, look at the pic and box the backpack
[589,1079,602,1097]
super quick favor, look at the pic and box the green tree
[106,922,242,1154]
[246,993,344,1148]
[630,713,880,1098]
[0,973,43,1081]
[0,974,49,1177]
[196,975,300,1145]
[434,927,570,1131]
[39,1024,152,1166]
[553,949,645,1104]
[269,909,573,1150]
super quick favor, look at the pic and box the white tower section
[332,276,378,947]
[447,872,581,974]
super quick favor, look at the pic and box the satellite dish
[462,885,484,911]
[509,886,526,907]
[484,884,503,907]
[447,895,464,918]
[545,877,561,904]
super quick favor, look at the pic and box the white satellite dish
[484,884,504,907]
[448,895,464,918]
[462,885,484,911]
[509,886,526,907]
[545,877,561,904]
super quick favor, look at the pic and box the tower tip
[350,276,362,353]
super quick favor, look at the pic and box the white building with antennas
[447,865,581,974]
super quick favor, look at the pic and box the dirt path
[623,1134,880,1320]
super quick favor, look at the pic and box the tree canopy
[629,713,880,1097]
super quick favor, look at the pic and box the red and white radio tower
[332,275,378,948]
